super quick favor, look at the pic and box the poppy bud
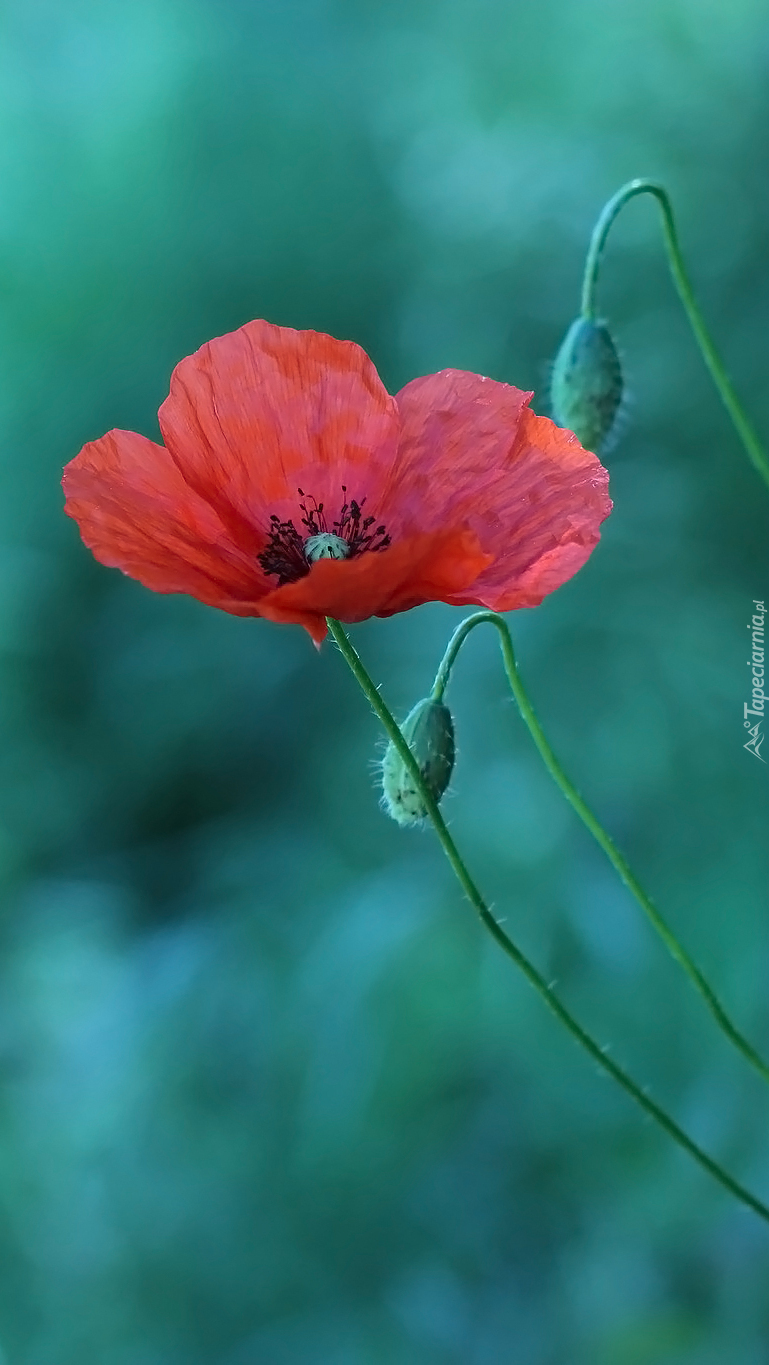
[550,316,623,453]
[381,698,455,826]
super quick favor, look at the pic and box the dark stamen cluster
[257,486,391,586]
[334,488,391,558]
[257,516,309,585]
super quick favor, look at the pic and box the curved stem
[432,611,769,1087]
[581,178,769,493]
[326,615,769,1225]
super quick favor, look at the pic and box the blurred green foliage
[0,0,767,1361]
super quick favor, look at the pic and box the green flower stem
[580,178,769,494]
[326,615,769,1226]
[432,610,769,1088]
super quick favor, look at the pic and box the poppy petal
[456,407,612,609]
[63,429,272,611]
[392,370,611,604]
[383,369,532,533]
[157,319,400,546]
[255,528,492,642]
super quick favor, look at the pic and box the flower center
[257,488,391,586]
[303,533,350,563]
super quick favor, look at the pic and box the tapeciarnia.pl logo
[744,599,766,762]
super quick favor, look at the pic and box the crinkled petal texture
[63,320,611,644]
[389,370,612,611]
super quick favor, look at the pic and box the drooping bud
[550,316,623,453]
[381,698,455,827]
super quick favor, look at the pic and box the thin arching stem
[326,615,769,1226]
[580,178,769,493]
[432,611,769,1087]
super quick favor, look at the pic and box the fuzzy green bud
[381,698,455,827]
[550,316,623,453]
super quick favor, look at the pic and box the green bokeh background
[1,1,768,1360]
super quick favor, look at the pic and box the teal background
[1,0,768,1360]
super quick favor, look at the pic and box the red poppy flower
[63,319,612,645]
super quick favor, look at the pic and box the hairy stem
[327,615,769,1225]
[580,178,769,493]
[432,610,769,1088]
